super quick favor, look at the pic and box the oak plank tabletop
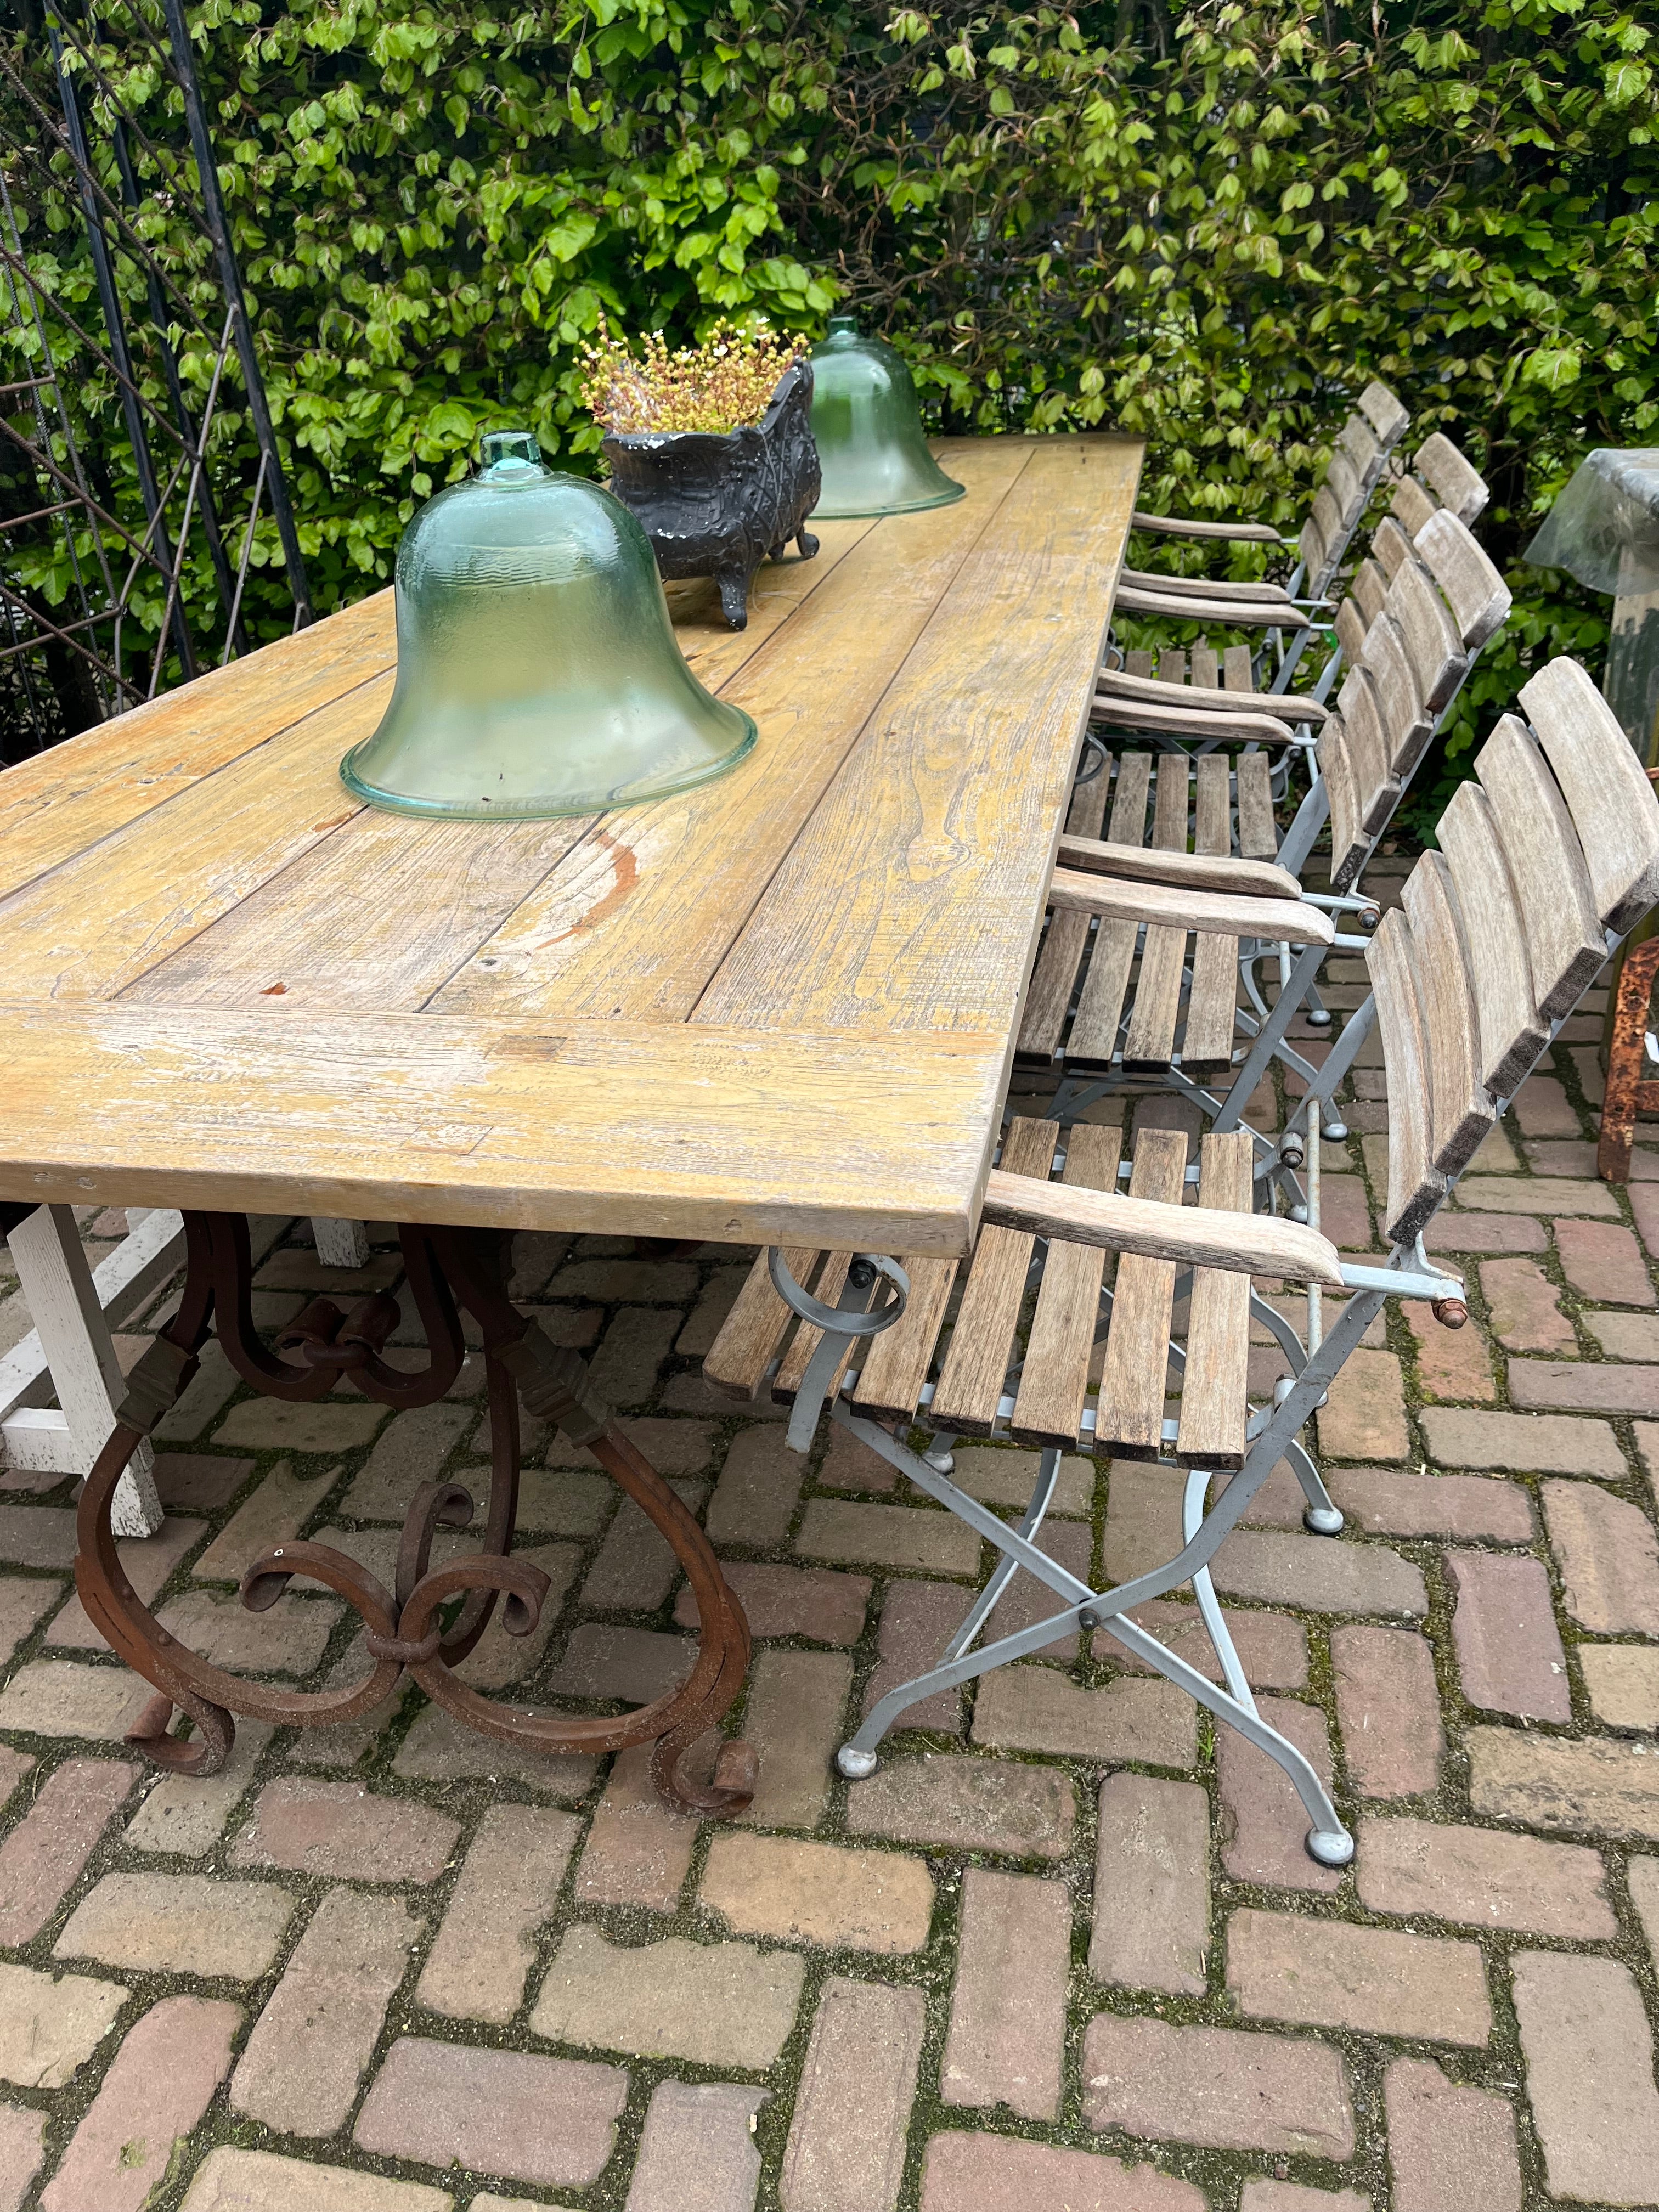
[0,432,1141,1252]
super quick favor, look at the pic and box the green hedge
[7,0,1657,823]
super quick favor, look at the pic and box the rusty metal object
[1599,936,1659,1183]
[72,1210,757,1816]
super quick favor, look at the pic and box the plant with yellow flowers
[579,318,805,438]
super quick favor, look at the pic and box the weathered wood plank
[0,1004,1007,1252]
[0,591,396,904]
[1175,1131,1255,1469]
[1011,1122,1120,1448]
[695,437,1140,1036]
[1095,1128,1188,1458]
[932,1118,1060,1435]
[424,442,1043,1025]
[706,1248,823,1401]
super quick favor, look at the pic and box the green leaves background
[4,0,1655,823]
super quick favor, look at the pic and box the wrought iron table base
[74,1212,757,1817]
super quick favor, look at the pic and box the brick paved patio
[3,875,1659,2210]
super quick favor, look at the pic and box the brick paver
[3,1162,1658,2208]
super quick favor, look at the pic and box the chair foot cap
[1322,1120,1348,1142]
[1304,1506,1344,1536]
[1306,1827,1355,1867]
[1305,1008,1334,1029]
[922,1449,955,1474]
[837,1745,878,1779]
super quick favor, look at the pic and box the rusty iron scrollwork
[74,1212,757,1816]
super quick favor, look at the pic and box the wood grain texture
[1390,472,1437,539]
[0,1004,1006,1251]
[1413,432,1488,526]
[1368,908,1447,1243]
[1476,713,1605,1018]
[1359,611,1432,780]
[1334,667,1393,834]
[1048,871,1331,946]
[1096,668,1329,725]
[1400,851,1496,1175]
[1389,551,1467,714]
[1234,753,1278,864]
[1011,1121,1120,1448]
[1415,511,1509,651]
[0,590,395,905]
[1123,755,1190,1070]
[706,1248,823,1401]
[1090,696,1298,746]
[1094,1128,1187,1458]
[1436,778,1548,1097]
[695,437,1140,1036]
[848,1254,959,1424]
[1056,836,1298,899]
[1016,765,1110,1061]
[1120,568,1295,606]
[1182,755,1243,1068]
[1175,1131,1255,1469]
[1131,510,1280,543]
[980,1166,1344,1285]
[1115,585,1312,629]
[932,1117,1059,1436]
[1222,646,1254,695]
[425,448,1038,1024]
[1359,382,1410,448]
[0,431,1146,1250]
[128,523,879,1014]
[1520,657,1659,934]
[1373,516,1414,579]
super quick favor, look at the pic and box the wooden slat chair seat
[706,1122,1336,1469]
[697,658,1659,1878]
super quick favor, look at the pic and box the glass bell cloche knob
[340,430,756,819]
[807,317,965,520]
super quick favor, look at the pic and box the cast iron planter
[602,358,821,630]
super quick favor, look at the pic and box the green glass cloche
[807,317,966,520]
[340,431,756,819]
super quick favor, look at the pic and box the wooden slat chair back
[1361,659,1659,1242]
[700,661,1656,1876]
[1317,509,1510,890]
[1023,511,1509,1102]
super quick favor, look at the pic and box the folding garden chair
[1098,428,1490,751]
[1124,380,1410,620]
[706,656,1658,1869]
[1022,505,1510,1166]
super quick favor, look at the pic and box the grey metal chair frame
[732,658,1659,1869]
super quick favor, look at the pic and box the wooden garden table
[0,430,1141,1810]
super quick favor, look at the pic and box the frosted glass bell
[340,431,756,819]
[808,318,965,519]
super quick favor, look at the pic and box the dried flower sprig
[579,316,804,436]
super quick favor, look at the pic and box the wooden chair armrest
[1057,836,1301,900]
[1096,668,1330,726]
[1090,695,1301,747]
[1121,566,1295,607]
[1047,868,1335,946]
[981,1170,1345,1286]
[1132,510,1284,545]
[1114,584,1318,629]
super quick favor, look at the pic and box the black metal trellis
[0,0,310,763]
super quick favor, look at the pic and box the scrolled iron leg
[73,1212,760,1818]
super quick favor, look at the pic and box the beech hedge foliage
[5,0,1657,819]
